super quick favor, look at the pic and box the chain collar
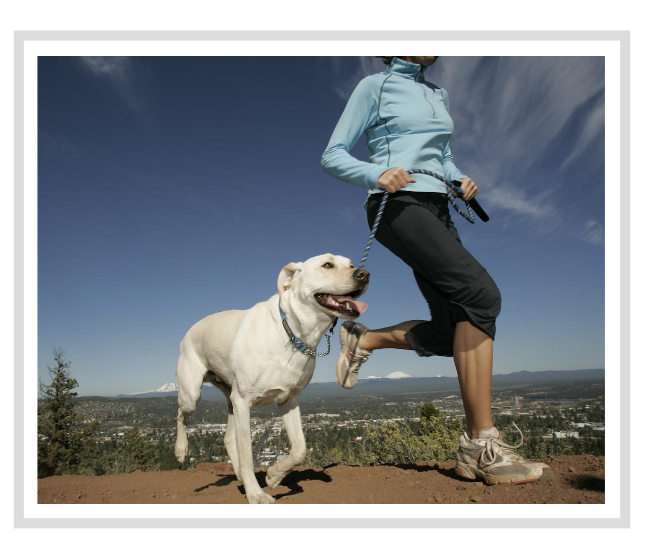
[278,300,338,357]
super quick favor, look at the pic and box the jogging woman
[321,56,551,485]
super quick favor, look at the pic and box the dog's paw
[174,445,187,464]
[246,492,275,504]
[265,465,284,489]
[265,473,282,489]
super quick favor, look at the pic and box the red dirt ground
[37,455,604,504]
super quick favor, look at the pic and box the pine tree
[123,421,157,472]
[420,403,441,420]
[38,348,99,477]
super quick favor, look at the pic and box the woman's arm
[321,76,390,189]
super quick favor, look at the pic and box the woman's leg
[360,320,426,350]
[359,318,495,439]
[357,194,499,432]
[453,320,494,438]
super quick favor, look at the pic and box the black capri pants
[366,191,501,358]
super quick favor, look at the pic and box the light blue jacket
[321,57,468,197]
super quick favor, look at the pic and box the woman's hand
[453,178,479,202]
[377,167,416,193]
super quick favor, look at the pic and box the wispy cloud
[557,98,605,173]
[571,218,605,246]
[331,56,386,101]
[435,57,604,226]
[78,56,146,112]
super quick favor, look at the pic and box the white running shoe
[455,425,552,485]
[336,321,372,389]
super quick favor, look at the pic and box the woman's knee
[485,277,502,318]
[465,271,501,321]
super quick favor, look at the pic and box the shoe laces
[477,423,525,466]
[349,353,369,374]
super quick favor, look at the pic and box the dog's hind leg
[207,380,241,480]
[231,392,275,504]
[265,396,306,489]
[174,351,206,464]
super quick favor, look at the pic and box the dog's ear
[277,262,303,298]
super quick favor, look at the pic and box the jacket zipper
[418,83,435,116]
[415,67,435,116]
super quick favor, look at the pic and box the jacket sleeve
[321,77,388,190]
[440,87,469,182]
[442,144,468,182]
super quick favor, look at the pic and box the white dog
[174,254,369,504]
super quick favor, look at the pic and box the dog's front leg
[265,396,306,489]
[223,399,241,481]
[231,393,275,504]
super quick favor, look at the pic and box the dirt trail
[38,455,604,504]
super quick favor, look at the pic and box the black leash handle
[461,190,490,223]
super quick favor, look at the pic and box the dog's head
[277,253,370,319]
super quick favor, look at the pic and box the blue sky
[37,56,605,396]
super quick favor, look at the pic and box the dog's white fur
[174,253,369,504]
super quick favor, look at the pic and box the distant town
[67,369,605,471]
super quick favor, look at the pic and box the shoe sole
[454,461,544,486]
[336,322,366,389]
[336,324,353,388]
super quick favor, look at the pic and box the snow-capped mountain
[129,382,178,396]
[364,372,414,380]
[384,371,412,379]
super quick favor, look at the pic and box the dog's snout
[354,269,370,283]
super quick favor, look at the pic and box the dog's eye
[322,262,333,269]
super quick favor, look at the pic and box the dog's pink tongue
[334,296,369,315]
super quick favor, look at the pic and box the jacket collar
[385,57,427,81]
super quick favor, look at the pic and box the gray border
[15,30,630,529]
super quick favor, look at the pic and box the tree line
[37,350,604,478]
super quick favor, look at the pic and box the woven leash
[358,169,475,269]
[409,168,476,223]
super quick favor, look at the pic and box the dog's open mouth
[315,289,368,317]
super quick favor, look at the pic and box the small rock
[77,493,82,500]
[568,467,576,473]
[151,494,156,499]
[470,495,483,503]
